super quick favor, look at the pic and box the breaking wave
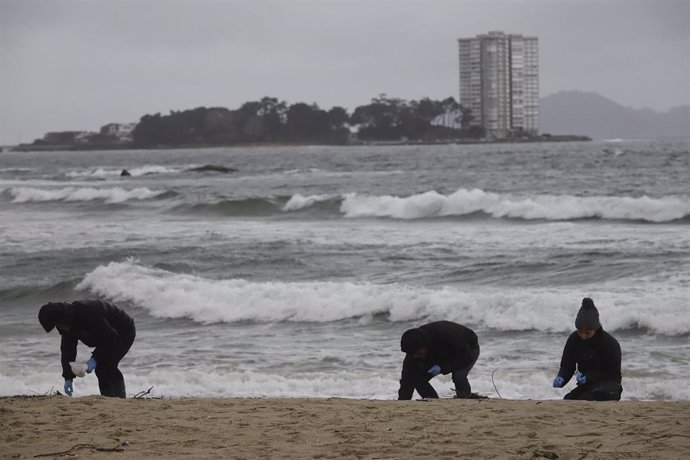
[5,186,167,203]
[337,189,690,222]
[78,260,690,335]
[168,189,690,223]
[200,189,689,223]
[282,193,331,211]
[4,186,688,222]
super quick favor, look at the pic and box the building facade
[100,122,137,143]
[458,31,539,137]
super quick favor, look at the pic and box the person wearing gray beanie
[575,297,601,330]
[551,297,622,401]
[398,321,481,400]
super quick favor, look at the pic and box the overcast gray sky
[1,0,688,144]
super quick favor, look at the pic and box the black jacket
[56,300,135,379]
[557,327,622,385]
[397,321,479,400]
[413,321,479,375]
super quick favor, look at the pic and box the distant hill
[540,91,690,139]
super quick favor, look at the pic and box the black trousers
[398,347,479,400]
[451,348,480,395]
[564,380,622,401]
[94,328,135,398]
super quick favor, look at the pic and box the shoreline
[2,396,688,458]
[5,135,592,153]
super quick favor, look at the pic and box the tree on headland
[350,94,469,141]
[131,97,351,147]
[105,95,489,148]
[256,97,287,142]
[460,106,474,130]
[350,94,404,140]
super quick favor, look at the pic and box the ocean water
[0,140,688,400]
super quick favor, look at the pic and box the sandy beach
[1,396,688,459]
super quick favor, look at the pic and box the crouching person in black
[38,300,136,398]
[552,298,622,401]
[398,321,480,400]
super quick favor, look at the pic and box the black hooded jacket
[39,300,135,380]
[413,321,479,374]
[557,327,622,385]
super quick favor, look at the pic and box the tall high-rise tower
[458,31,539,138]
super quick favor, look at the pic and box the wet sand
[1,396,688,459]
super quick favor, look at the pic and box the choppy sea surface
[0,139,688,400]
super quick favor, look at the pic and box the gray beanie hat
[575,297,601,330]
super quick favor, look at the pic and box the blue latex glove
[86,357,97,373]
[576,372,587,385]
[427,365,441,377]
[552,376,565,388]
[64,379,73,396]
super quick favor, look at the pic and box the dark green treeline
[132,95,484,147]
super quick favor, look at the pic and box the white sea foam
[3,367,688,400]
[65,168,121,179]
[282,193,331,211]
[66,165,181,178]
[0,168,33,173]
[9,186,165,203]
[0,368,398,399]
[283,167,325,175]
[77,260,690,335]
[337,188,690,222]
[281,168,403,177]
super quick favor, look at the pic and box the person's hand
[86,357,97,373]
[64,379,73,396]
[427,365,441,376]
[552,376,565,388]
[576,372,587,385]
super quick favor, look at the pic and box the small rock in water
[187,164,237,173]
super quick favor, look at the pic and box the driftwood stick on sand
[34,442,125,457]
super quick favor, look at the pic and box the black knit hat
[575,297,601,330]
[38,302,69,333]
[400,328,428,353]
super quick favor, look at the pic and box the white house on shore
[100,122,137,143]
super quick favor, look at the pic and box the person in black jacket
[398,320,480,400]
[552,297,622,401]
[38,300,136,398]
